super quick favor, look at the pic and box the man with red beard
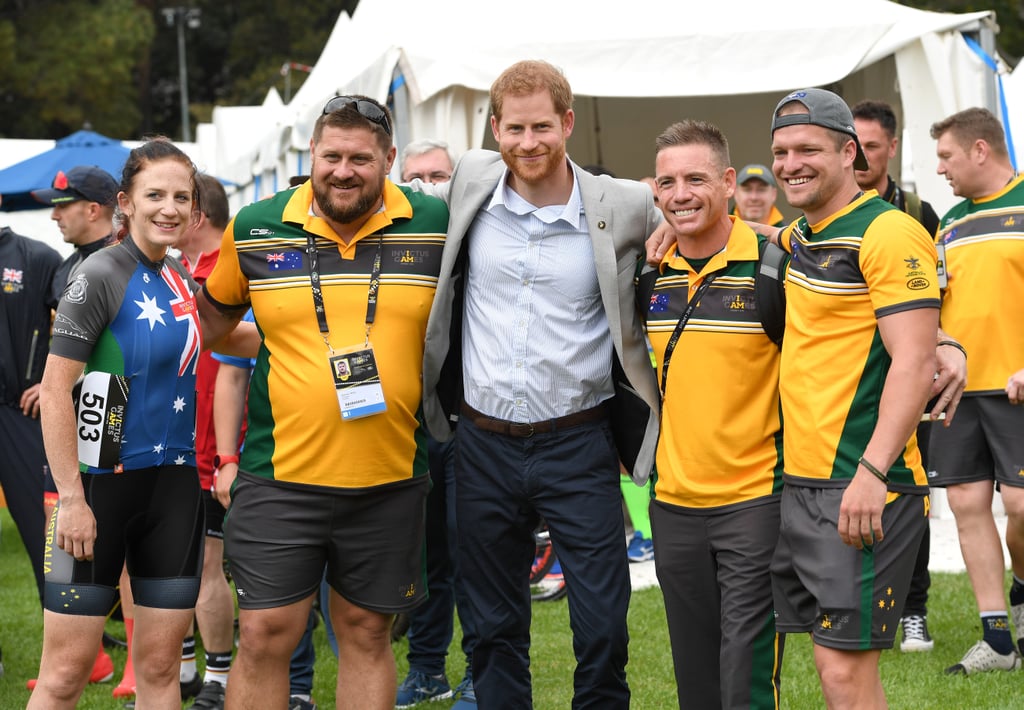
[198,95,450,710]
[419,60,662,708]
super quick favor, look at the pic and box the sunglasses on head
[322,96,392,136]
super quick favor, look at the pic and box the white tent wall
[998,50,1024,171]
[192,0,997,217]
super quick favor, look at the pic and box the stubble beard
[502,144,566,186]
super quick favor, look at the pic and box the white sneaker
[1011,602,1024,654]
[944,640,1021,675]
[899,614,934,652]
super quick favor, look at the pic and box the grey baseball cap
[737,164,776,187]
[770,88,869,171]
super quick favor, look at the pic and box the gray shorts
[770,485,927,650]
[224,471,429,612]
[928,395,1024,488]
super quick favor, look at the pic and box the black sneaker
[289,697,317,710]
[899,614,934,652]
[180,673,204,700]
[189,681,226,709]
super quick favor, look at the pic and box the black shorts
[928,395,1024,488]
[770,485,927,650]
[224,471,429,613]
[202,489,227,538]
[44,465,204,615]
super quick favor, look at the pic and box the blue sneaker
[395,670,452,708]
[451,675,476,708]
[627,531,654,563]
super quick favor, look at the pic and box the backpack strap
[903,190,922,224]
[755,239,787,347]
[636,263,660,319]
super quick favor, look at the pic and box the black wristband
[937,340,967,359]
[858,456,890,484]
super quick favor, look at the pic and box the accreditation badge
[329,344,387,420]
[76,371,129,470]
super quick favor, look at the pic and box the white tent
[1001,57,1024,170]
[232,0,997,217]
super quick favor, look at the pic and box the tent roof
[278,0,990,152]
[0,130,129,211]
[321,0,990,99]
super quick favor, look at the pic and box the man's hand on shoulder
[645,222,675,265]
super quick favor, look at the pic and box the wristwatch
[213,453,240,469]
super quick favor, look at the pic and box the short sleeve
[859,210,941,318]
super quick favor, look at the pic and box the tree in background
[0,0,356,140]
[0,0,153,138]
[898,0,1023,64]
[0,0,1017,142]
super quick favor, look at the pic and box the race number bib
[77,371,129,469]
[329,345,387,420]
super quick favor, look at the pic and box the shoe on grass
[627,531,654,563]
[899,614,934,652]
[395,669,453,707]
[188,680,226,709]
[452,674,476,708]
[944,640,1021,675]
[289,697,317,710]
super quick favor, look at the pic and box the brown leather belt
[460,401,607,438]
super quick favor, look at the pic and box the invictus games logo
[392,248,430,264]
[724,293,754,311]
[904,256,921,271]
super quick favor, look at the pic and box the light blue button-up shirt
[462,165,615,422]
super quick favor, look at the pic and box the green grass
[1,507,1020,708]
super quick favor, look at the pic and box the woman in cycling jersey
[30,138,209,710]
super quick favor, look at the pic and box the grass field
[1,508,1020,708]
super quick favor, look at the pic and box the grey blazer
[421,149,662,483]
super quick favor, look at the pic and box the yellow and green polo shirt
[204,180,448,489]
[937,175,1024,394]
[647,217,784,510]
[779,192,939,491]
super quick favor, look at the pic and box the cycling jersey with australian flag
[49,235,200,474]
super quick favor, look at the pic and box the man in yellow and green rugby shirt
[646,120,784,710]
[769,88,939,709]
[927,107,1024,675]
[198,95,449,710]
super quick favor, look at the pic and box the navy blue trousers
[456,416,630,709]
[406,434,477,677]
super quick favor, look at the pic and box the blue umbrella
[0,130,130,211]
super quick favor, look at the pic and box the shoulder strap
[755,239,787,347]
[659,274,717,395]
[903,190,922,224]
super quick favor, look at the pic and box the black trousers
[455,415,630,709]
[0,404,46,604]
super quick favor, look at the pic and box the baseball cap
[737,164,776,187]
[770,88,869,171]
[32,166,118,206]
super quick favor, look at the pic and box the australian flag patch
[266,251,303,271]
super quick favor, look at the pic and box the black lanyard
[305,233,384,349]
[659,273,717,396]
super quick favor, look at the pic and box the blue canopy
[0,130,130,211]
